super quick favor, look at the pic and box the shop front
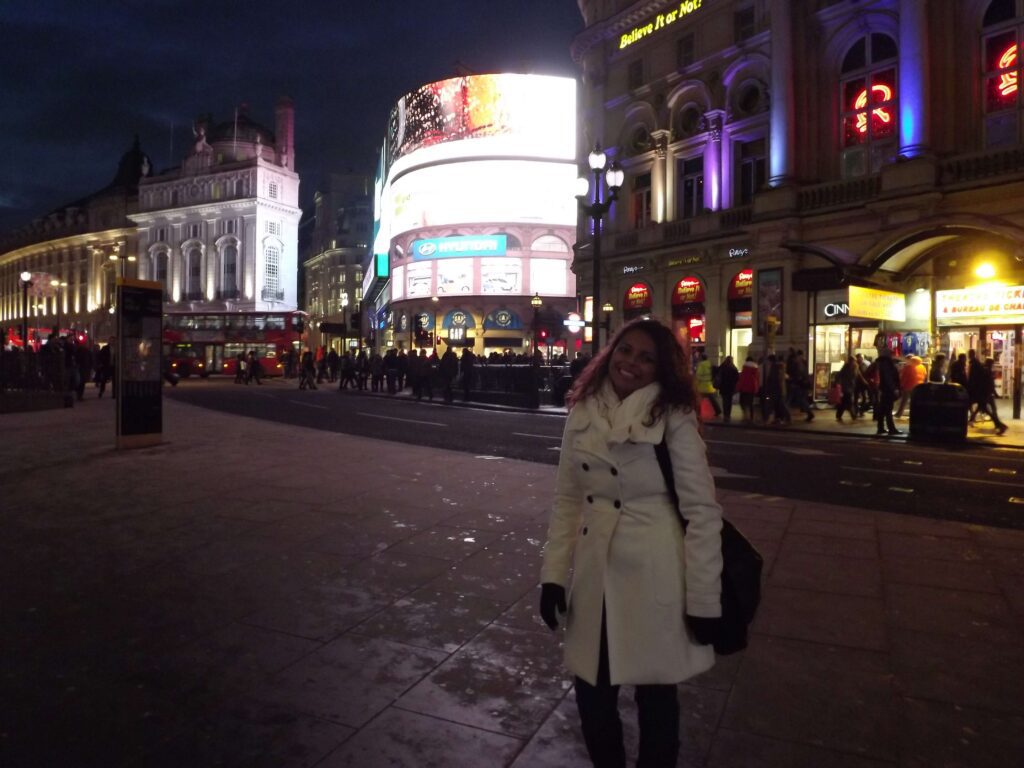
[726,268,753,363]
[936,284,1023,417]
[670,275,705,361]
[809,285,918,397]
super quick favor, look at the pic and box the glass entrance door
[988,329,1017,402]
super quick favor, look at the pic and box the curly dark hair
[566,317,698,425]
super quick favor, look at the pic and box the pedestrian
[867,347,900,435]
[355,350,369,390]
[736,355,759,423]
[694,352,722,419]
[74,339,94,402]
[420,349,436,401]
[948,352,968,388]
[894,354,925,418]
[460,348,476,401]
[835,356,858,422]
[854,353,873,415]
[95,342,112,398]
[976,358,1008,435]
[327,348,339,383]
[298,348,317,390]
[439,346,458,403]
[716,355,739,422]
[407,348,423,399]
[234,352,246,384]
[763,354,790,425]
[247,350,263,385]
[928,353,947,383]
[787,349,814,422]
[966,349,985,424]
[539,318,724,768]
[339,352,356,390]
[397,350,408,391]
[316,346,328,384]
[369,351,384,392]
[384,349,399,394]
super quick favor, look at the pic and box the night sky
[0,1,583,233]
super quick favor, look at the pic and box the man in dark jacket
[870,348,901,435]
[439,347,459,403]
[460,348,476,402]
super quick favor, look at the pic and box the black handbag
[654,438,763,655]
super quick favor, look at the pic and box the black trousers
[574,610,679,768]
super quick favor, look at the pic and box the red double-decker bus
[162,311,307,377]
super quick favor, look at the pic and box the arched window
[531,235,569,253]
[155,251,169,285]
[492,232,521,248]
[222,245,238,297]
[983,0,1024,146]
[839,33,898,178]
[264,245,281,301]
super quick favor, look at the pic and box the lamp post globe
[578,143,622,354]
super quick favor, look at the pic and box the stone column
[898,0,930,157]
[703,112,724,211]
[651,130,670,222]
[769,0,794,186]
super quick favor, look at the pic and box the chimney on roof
[275,96,295,171]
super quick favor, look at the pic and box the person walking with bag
[540,318,723,768]
[736,355,759,423]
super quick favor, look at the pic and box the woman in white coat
[540,319,723,768]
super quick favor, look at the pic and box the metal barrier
[0,348,70,412]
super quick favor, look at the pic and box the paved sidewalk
[2,396,1023,767]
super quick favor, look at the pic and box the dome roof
[207,111,275,147]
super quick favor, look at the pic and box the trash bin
[553,375,573,407]
[909,383,969,441]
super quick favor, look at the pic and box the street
[168,378,1024,530]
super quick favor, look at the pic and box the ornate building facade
[574,0,1024,417]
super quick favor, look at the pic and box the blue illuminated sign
[412,235,507,260]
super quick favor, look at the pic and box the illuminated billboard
[386,74,575,173]
[412,235,507,260]
[387,160,577,231]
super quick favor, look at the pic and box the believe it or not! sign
[671,276,706,305]
[624,282,653,310]
[619,0,706,49]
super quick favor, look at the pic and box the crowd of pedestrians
[690,345,1011,436]
[1,333,115,401]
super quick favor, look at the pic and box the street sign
[563,312,585,334]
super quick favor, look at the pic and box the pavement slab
[3,396,1023,766]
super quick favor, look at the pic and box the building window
[155,227,167,243]
[737,139,767,205]
[734,6,755,42]
[628,59,644,90]
[840,33,898,178]
[266,221,281,236]
[187,223,200,239]
[188,247,202,296]
[223,245,237,290]
[339,272,346,284]
[265,246,280,293]
[677,157,704,220]
[631,173,652,229]
[983,0,1024,146]
[268,181,279,199]
[156,251,169,284]
[531,235,569,253]
[677,34,695,69]
[355,271,363,283]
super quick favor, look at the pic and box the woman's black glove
[539,583,567,630]
[685,615,721,646]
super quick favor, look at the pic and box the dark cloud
[0,0,583,230]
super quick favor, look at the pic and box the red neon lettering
[999,44,1018,97]
[854,84,893,134]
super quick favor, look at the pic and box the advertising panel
[386,74,575,173]
[481,258,522,294]
[530,259,568,296]
[392,265,405,300]
[936,284,1024,324]
[406,262,433,298]
[624,282,653,310]
[672,276,706,305]
[412,235,506,260]
[387,160,577,231]
[757,268,784,335]
[436,259,474,295]
[727,269,753,300]
[848,285,906,322]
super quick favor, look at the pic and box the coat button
[582,526,588,535]
[613,500,621,509]
[582,462,590,471]
[586,495,594,503]
[610,467,618,476]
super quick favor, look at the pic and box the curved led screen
[386,74,575,173]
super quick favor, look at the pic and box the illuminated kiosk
[366,74,578,359]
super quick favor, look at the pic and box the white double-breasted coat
[541,383,723,686]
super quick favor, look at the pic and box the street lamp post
[575,143,624,354]
[431,295,440,352]
[601,301,614,339]
[340,293,349,352]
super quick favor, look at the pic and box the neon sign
[854,84,893,134]
[999,44,1018,97]
[619,1,706,50]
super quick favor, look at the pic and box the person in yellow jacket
[694,352,722,418]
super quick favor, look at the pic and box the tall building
[574,0,1023,417]
[365,73,580,357]
[302,173,373,352]
[130,99,301,312]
